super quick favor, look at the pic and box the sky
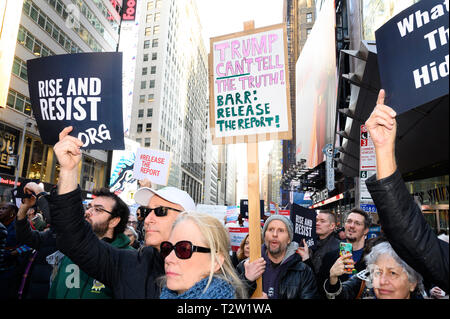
[195,0,285,202]
[196,0,284,51]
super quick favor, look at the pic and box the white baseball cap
[134,186,196,211]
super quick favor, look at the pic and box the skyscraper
[130,0,208,203]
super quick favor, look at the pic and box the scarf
[160,276,236,299]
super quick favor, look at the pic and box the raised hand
[365,90,397,150]
[365,90,398,179]
[53,126,83,172]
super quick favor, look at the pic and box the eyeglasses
[86,204,114,216]
[345,219,364,227]
[138,206,183,218]
[160,240,211,260]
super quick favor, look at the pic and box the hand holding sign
[54,126,83,194]
[365,90,398,179]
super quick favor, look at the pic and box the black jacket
[366,169,449,292]
[237,244,319,299]
[14,218,57,299]
[48,187,164,299]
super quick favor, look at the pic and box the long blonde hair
[171,211,247,298]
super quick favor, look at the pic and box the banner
[228,227,249,252]
[209,24,292,144]
[375,0,449,114]
[132,147,171,186]
[196,204,228,224]
[27,52,124,149]
[290,203,316,249]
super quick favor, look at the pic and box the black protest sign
[290,203,316,249]
[375,0,449,114]
[239,199,265,219]
[27,52,124,150]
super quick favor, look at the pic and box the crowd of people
[0,90,448,300]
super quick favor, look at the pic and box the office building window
[142,67,148,75]
[6,89,33,116]
[147,108,153,117]
[140,81,146,89]
[307,28,312,36]
[144,40,150,49]
[153,25,160,35]
[12,57,28,81]
[139,95,145,103]
[137,124,143,133]
[154,12,160,22]
[144,138,151,147]
[143,54,149,62]
[146,14,153,23]
[152,39,159,47]
[306,13,313,23]
[147,1,154,11]
[149,80,155,88]
[151,66,156,74]
[136,138,142,145]
[138,109,144,118]
[152,52,157,60]
[146,123,152,132]
[148,94,155,102]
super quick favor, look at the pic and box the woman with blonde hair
[159,212,247,299]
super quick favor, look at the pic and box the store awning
[334,41,449,181]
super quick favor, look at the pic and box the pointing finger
[377,89,385,106]
[59,126,73,141]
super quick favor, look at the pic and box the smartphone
[339,242,356,274]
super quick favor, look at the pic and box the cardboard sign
[290,203,316,249]
[133,148,171,186]
[228,227,249,252]
[209,24,292,144]
[26,52,124,149]
[375,0,449,114]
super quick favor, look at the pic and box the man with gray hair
[237,215,318,299]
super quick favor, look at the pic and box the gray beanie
[262,215,294,242]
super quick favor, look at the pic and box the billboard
[295,0,337,168]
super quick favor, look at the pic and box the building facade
[129,0,208,203]
[1,0,122,201]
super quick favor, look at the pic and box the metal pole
[14,120,29,187]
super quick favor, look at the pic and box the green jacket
[48,233,133,299]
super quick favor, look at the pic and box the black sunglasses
[160,240,211,260]
[138,206,183,218]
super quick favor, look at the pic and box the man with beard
[16,183,132,299]
[238,215,318,299]
[318,208,371,295]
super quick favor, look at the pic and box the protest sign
[27,52,124,149]
[359,125,377,213]
[375,0,449,114]
[209,23,291,144]
[196,204,228,224]
[132,147,171,186]
[109,138,140,205]
[290,203,316,249]
[228,227,249,252]
[239,199,265,219]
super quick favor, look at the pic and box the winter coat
[366,169,449,292]
[15,218,57,299]
[47,186,165,299]
[48,233,133,299]
[237,242,319,299]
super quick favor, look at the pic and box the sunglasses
[160,240,211,260]
[138,206,183,218]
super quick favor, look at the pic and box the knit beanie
[262,215,294,241]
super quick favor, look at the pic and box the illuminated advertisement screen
[295,0,337,168]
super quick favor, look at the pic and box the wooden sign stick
[244,20,263,298]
